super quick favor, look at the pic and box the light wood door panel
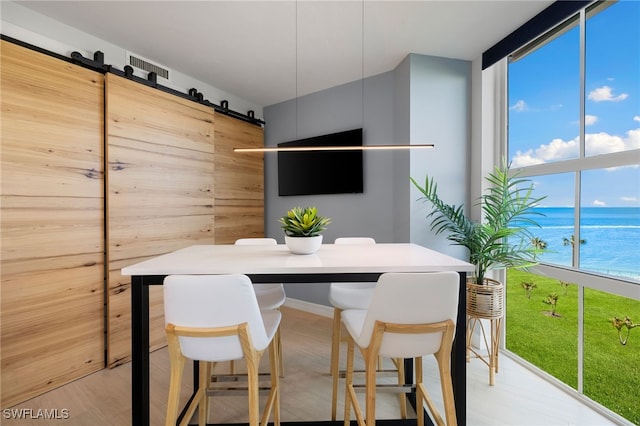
[212,205,265,244]
[0,41,104,407]
[213,113,264,243]
[1,196,103,260]
[105,74,216,366]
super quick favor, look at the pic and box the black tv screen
[277,128,364,196]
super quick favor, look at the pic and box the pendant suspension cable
[295,0,298,144]
[362,0,365,133]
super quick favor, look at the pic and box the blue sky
[507,0,639,207]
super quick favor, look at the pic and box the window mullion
[576,6,587,395]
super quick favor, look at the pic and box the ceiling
[16,1,554,107]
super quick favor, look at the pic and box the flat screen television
[277,128,364,196]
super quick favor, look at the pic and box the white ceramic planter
[285,235,323,255]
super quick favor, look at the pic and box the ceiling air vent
[126,51,171,83]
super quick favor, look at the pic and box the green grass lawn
[505,269,640,425]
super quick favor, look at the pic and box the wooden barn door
[0,41,105,407]
[105,74,217,366]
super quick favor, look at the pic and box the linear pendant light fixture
[234,1,434,154]
[234,144,434,153]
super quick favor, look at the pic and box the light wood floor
[4,306,617,425]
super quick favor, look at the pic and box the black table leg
[453,272,467,425]
[131,275,150,426]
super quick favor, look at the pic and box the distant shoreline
[525,206,640,281]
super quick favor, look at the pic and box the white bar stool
[163,274,281,426]
[342,272,459,426]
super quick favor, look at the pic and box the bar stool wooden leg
[415,357,424,426]
[365,349,378,425]
[272,338,281,426]
[261,337,281,426]
[246,354,260,426]
[394,357,407,418]
[344,336,365,426]
[198,361,210,426]
[435,345,457,426]
[277,327,284,377]
[165,333,186,426]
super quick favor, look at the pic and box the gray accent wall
[264,53,470,305]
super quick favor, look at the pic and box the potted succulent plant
[410,162,546,317]
[279,206,331,254]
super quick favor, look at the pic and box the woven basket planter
[466,277,504,319]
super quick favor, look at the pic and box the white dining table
[122,243,474,426]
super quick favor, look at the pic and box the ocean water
[523,207,640,280]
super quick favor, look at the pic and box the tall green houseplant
[410,162,546,285]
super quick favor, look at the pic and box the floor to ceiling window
[505,1,639,424]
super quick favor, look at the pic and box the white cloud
[621,128,640,150]
[588,86,629,102]
[585,131,632,156]
[511,137,579,167]
[592,199,606,206]
[510,100,528,112]
[621,196,639,203]
[584,115,598,126]
[634,115,640,122]
[511,128,640,167]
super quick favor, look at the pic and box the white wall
[408,54,471,260]
[0,1,263,120]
